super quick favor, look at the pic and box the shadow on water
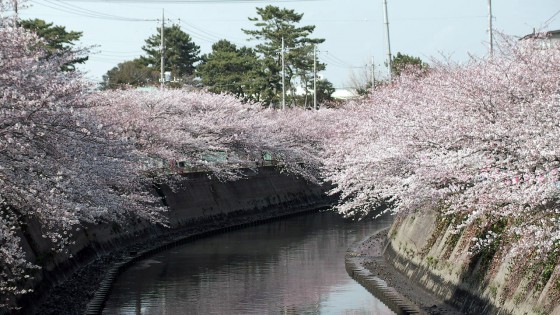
[102,210,397,315]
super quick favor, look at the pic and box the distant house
[135,86,158,92]
[332,89,360,100]
[520,29,560,48]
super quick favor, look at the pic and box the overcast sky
[17,0,560,88]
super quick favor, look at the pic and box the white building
[520,29,560,48]
[331,89,360,100]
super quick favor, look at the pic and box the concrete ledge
[345,229,427,315]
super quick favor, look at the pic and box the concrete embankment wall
[385,211,560,315]
[16,166,333,313]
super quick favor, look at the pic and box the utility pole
[13,0,18,27]
[371,56,375,90]
[313,44,317,110]
[382,0,392,80]
[281,37,286,110]
[488,0,493,56]
[160,9,165,89]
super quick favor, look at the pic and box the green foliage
[101,59,159,90]
[355,81,373,96]
[533,241,559,292]
[426,256,439,269]
[291,78,336,108]
[488,285,498,299]
[513,292,525,305]
[314,78,335,104]
[390,52,428,77]
[243,5,326,107]
[468,219,508,282]
[141,24,200,80]
[421,211,452,256]
[444,228,463,259]
[102,24,200,89]
[19,18,87,71]
[196,40,263,102]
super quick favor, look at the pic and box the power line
[32,0,157,21]
[393,15,486,21]
[320,52,351,67]
[320,51,363,69]
[95,52,143,57]
[89,56,131,62]
[167,14,227,44]
[544,8,560,27]
[180,20,247,46]
[59,0,322,3]
[97,49,144,54]
[165,12,249,50]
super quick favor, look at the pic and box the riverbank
[383,210,560,315]
[15,167,334,314]
[32,204,329,315]
[347,228,463,315]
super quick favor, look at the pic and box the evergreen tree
[19,18,87,71]
[197,40,263,102]
[315,79,336,104]
[101,59,159,90]
[390,52,428,77]
[243,6,325,107]
[141,24,200,82]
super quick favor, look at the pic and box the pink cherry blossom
[319,34,560,266]
[2,3,559,308]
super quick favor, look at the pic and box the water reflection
[103,210,395,315]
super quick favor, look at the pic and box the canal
[102,210,395,314]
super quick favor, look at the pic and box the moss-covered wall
[386,211,560,315]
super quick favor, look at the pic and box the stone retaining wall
[15,166,333,314]
[385,211,560,315]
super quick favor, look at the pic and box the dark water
[102,210,395,315]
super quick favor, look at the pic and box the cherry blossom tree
[1,16,328,306]
[0,22,165,308]
[88,89,330,182]
[320,35,560,265]
[3,1,559,306]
